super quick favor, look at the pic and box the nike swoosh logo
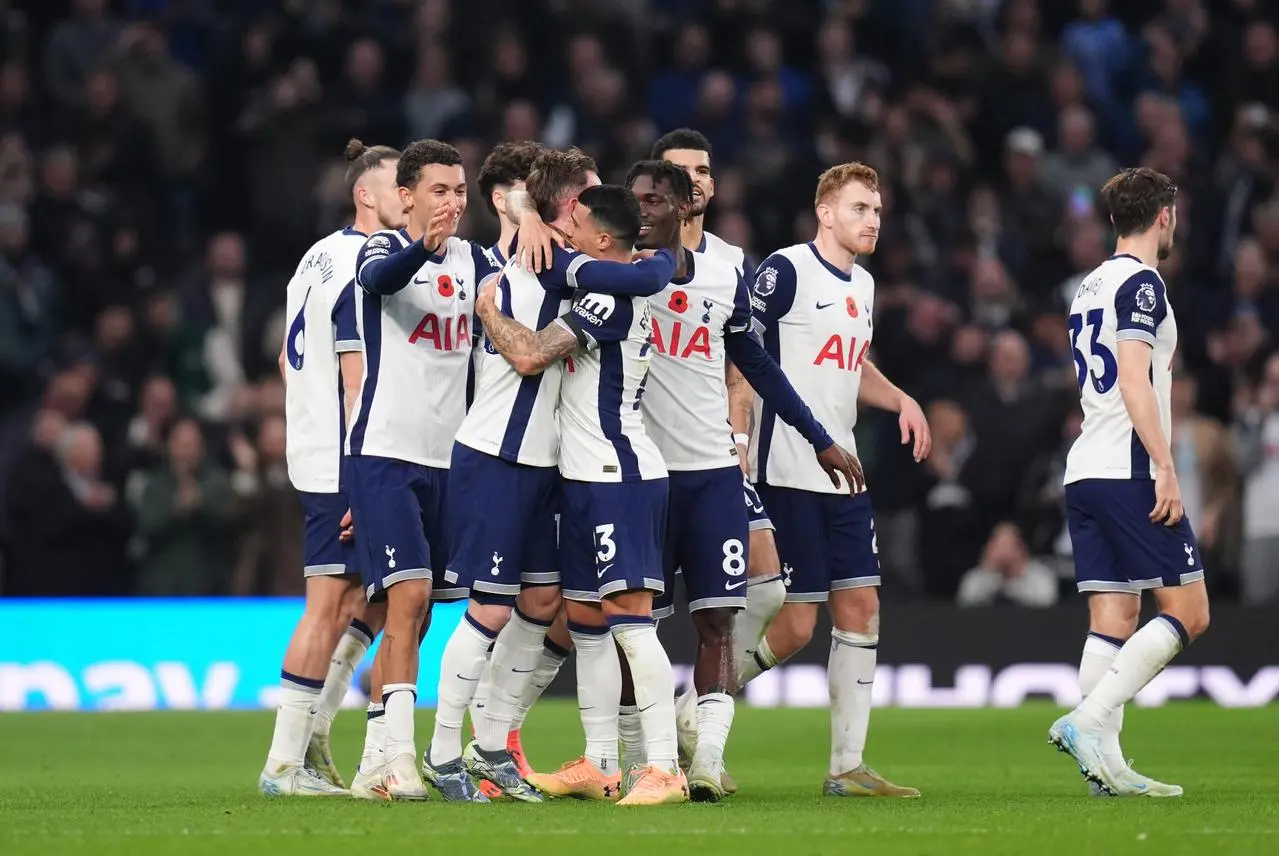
[457,674,480,681]
[512,667,535,674]
[725,580,747,590]
[412,275,432,285]
[638,703,655,713]
[597,563,614,579]
[856,679,874,685]
[816,301,833,310]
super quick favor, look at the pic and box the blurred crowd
[0,0,1276,604]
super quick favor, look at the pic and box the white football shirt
[642,248,752,470]
[455,251,593,466]
[748,242,875,495]
[283,227,365,493]
[347,231,497,468]
[557,291,667,483]
[1064,253,1177,483]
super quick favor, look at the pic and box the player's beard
[689,196,708,218]
[1157,235,1173,261]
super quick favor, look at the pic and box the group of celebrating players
[257,125,1210,806]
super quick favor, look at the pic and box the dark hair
[477,141,545,217]
[651,128,712,161]
[526,148,598,222]
[624,159,693,205]
[343,139,400,194]
[578,185,641,246]
[395,139,463,189]
[1099,167,1178,237]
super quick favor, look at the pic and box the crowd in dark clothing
[1,0,1277,603]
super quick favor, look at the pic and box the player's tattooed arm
[476,276,580,376]
[725,360,755,473]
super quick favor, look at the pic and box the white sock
[611,620,678,772]
[828,629,876,776]
[737,637,780,687]
[382,683,418,760]
[511,637,569,731]
[313,620,373,739]
[1079,632,1126,772]
[265,672,323,772]
[570,626,620,773]
[468,652,493,734]
[734,575,786,677]
[478,610,550,751]
[1076,616,1186,730]
[618,704,645,772]
[673,684,697,736]
[360,703,386,771]
[430,615,496,765]
[692,692,734,770]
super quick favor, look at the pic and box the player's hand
[898,394,931,462]
[339,508,355,542]
[516,210,564,273]
[1151,465,1184,527]
[423,202,457,252]
[816,443,865,494]
[631,249,660,261]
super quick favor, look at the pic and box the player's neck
[681,216,705,254]
[813,231,856,274]
[497,224,518,259]
[351,211,382,237]
[405,219,425,242]
[661,234,687,278]
[1113,236,1160,270]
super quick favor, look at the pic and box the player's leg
[824,495,918,798]
[353,458,434,800]
[523,482,621,800]
[470,471,562,789]
[676,467,750,802]
[599,478,688,807]
[259,492,360,796]
[735,476,786,679]
[1080,592,1139,790]
[1052,480,1209,795]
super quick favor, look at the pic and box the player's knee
[468,594,514,633]
[769,604,816,654]
[516,584,562,621]
[692,607,734,645]
[361,601,388,636]
[385,579,430,623]
[830,587,879,635]
[1175,602,1210,641]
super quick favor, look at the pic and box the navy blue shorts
[299,490,357,577]
[1066,478,1205,594]
[560,478,668,602]
[757,485,881,602]
[742,474,774,531]
[445,443,559,597]
[344,456,463,603]
[653,467,749,619]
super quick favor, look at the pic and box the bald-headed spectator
[3,419,128,595]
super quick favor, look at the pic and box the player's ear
[398,185,413,211]
[706,175,715,198]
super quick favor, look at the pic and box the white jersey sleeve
[346,233,495,468]
[1064,255,1177,483]
[283,228,366,493]
[748,243,875,495]
[556,291,667,483]
[642,250,751,470]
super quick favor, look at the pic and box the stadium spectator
[1234,351,1279,603]
[130,417,234,596]
[956,522,1060,607]
[230,414,303,596]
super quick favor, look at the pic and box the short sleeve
[332,280,362,352]
[355,231,397,289]
[726,269,752,334]
[1114,269,1167,346]
[558,291,636,351]
[749,253,798,337]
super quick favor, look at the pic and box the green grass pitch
[2,702,1275,855]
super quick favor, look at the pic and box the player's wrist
[733,432,750,447]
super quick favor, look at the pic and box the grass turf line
[1,702,1276,856]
